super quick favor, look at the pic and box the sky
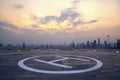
[0,0,120,44]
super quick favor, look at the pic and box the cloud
[32,8,98,27]
[32,24,39,28]
[40,16,58,24]
[32,8,81,25]
[88,20,98,23]
[0,21,18,29]
[30,1,98,32]
[72,0,80,5]
[37,8,80,22]
[0,21,25,34]
[58,8,80,22]
[14,4,24,9]
[73,19,98,26]
[72,20,84,26]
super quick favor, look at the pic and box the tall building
[22,43,26,49]
[72,41,75,49]
[0,43,4,50]
[69,41,75,49]
[117,39,120,49]
[107,35,110,44]
[81,43,85,48]
[104,41,108,48]
[76,43,81,49]
[113,42,117,49]
[7,44,13,50]
[91,40,97,49]
[98,38,100,48]
[86,41,90,48]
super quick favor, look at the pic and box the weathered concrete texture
[0,49,120,80]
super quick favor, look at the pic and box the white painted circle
[18,55,103,74]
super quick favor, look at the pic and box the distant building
[98,38,100,48]
[104,41,108,48]
[113,42,117,49]
[22,43,26,49]
[86,41,90,48]
[76,43,80,49]
[81,43,85,49]
[91,40,97,49]
[117,39,120,49]
[7,44,14,50]
[0,43,5,50]
[70,41,75,49]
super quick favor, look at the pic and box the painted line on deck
[18,55,103,74]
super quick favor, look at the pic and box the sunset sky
[0,0,120,44]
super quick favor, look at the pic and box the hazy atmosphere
[0,0,120,44]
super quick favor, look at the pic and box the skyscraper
[117,39,120,49]
[91,40,97,49]
[22,43,26,49]
[107,35,110,44]
[86,41,90,48]
[104,41,108,48]
[98,38,100,48]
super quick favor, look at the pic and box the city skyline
[0,36,119,45]
[0,0,120,44]
[0,38,120,50]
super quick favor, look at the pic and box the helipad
[18,55,103,74]
[0,49,120,80]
